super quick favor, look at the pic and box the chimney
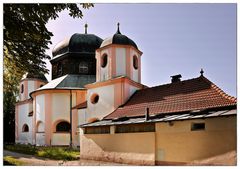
[171,74,182,83]
[145,107,149,121]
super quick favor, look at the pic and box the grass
[4,144,79,161]
[3,156,26,166]
[37,147,79,160]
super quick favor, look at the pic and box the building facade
[15,24,236,165]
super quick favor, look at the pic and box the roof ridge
[139,76,202,92]
[201,76,237,103]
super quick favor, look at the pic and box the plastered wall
[52,133,70,145]
[36,94,45,124]
[155,116,237,164]
[20,79,47,101]
[34,90,79,146]
[87,85,115,121]
[17,103,33,144]
[36,133,45,146]
[78,109,87,125]
[52,93,73,123]
[80,116,236,165]
[80,131,155,165]
[116,48,126,76]
[98,48,111,81]
[130,48,140,83]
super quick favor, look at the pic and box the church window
[57,63,63,76]
[133,55,138,69]
[101,54,108,68]
[21,84,24,93]
[79,62,88,73]
[90,93,99,104]
[56,121,71,132]
[191,123,205,131]
[22,124,29,132]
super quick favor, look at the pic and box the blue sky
[46,3,236,96]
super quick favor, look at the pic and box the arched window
[101,54,108,68]
[133,55,138,69]
[22,124,29,132]
[21,84,24,93]
[57,63,63,76]
[56,121,70,132]
[79,62,88,73]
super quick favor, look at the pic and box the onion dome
[52,24,103,58]
[100,23,138,49]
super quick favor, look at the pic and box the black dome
[22,72,48,82]
[100,23,138,49]
[52,33,103,57]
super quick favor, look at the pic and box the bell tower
[96,23,142,83]
[19,72,48,101]
[85,23,144,122]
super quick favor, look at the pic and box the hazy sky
[45,3,236,96]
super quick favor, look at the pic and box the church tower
[19,72,48,101]
[96,23,142,83]
[85,23,145,122]
[51,24,103,80]
[15,72,48,144]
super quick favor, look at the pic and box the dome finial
[200,68,204,76]
[116,22,121,34]
[85,23,88,34]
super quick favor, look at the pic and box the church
[15,23,236,165]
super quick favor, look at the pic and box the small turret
[19,72,48,101]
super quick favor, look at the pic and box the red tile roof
[104,75,236,119]
[72,101,87,109]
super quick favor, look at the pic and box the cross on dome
[85,23,88,34]
[116,22,121,34]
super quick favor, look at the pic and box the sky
[45,3,236,97]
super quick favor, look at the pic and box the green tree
[3,3,93,143]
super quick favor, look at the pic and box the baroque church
[15,23,236,165]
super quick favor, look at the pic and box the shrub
[4,144,79,161]
[3,156,25,166]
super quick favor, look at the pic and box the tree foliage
[4,3,93,75]
[3,3,94,143]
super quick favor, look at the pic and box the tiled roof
[34,74,96,90]
[104,75,236,119]
[72,101,87,109]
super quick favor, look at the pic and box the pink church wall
[44,93,52,145]
[86,77,144,122]
[31,89,86,146]
[96,44,142,84]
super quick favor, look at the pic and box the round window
[133,55,138,69]
[91,93,99,104]
[101,54,108,68]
